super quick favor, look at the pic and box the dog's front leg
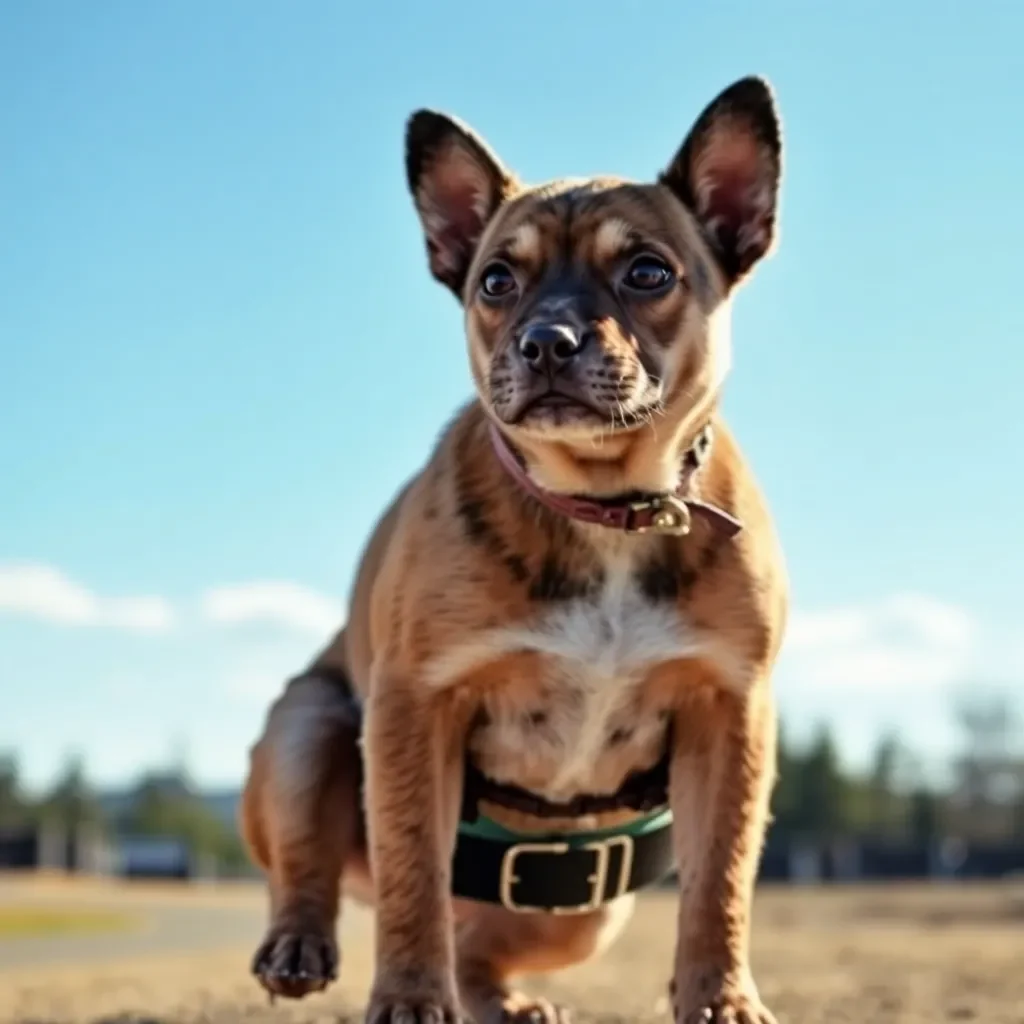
[363,672,465,1024]
[668,680,778,1024]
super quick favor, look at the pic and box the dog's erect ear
[660,76,782,286]
[405,110,518,300]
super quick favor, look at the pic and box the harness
[299,666,676,914]
[455,755,675,914]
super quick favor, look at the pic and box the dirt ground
[1,880,1022,1024]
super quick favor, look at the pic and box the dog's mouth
[526,392,586,411]
[509,388,602,424]
[500,382,662,433]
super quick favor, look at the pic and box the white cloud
[770,593,1021,769]
[0,563,176,633]
[780,592,977,692]
[0,564,344,641]
[200,581,344,637]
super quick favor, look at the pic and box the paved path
[0,876,272,971]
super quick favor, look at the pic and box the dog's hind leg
[240,657,368,1000]
[454,896,636,1024]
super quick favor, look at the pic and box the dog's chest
[462,560,707,801]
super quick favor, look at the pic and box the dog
[239,75,788,1024]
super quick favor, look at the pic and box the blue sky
[2,2,1022,793]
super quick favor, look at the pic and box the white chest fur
[425,552,721,800]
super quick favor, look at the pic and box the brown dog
[240,75,788,1024]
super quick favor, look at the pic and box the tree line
[773,689,1024,844]
[0,752,252,873]
[1,688,1021,864]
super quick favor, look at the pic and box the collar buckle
[626,494,693,536]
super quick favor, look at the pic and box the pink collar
[487,422,743,539]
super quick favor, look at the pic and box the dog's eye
[479,262,518,299]
[623,254,675,293]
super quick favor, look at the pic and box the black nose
[517,322,586,375]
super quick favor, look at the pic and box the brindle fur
[241,76,788,1024]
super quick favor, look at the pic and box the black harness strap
[290,664,676,912]
[460,754,670,823]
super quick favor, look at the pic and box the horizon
[2,3,1023,793]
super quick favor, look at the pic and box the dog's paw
[366,994,462,1024]
[677,1002,776,1024]
[251,926,338,999]
[670,973,776,1024]
[497,991,571,1024]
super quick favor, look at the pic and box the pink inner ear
[424,143,493,244]
[435,177,487,240]
[692,131,773,263]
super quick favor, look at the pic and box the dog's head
[405,77,782,493]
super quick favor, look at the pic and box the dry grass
[0,906,139,939]
[2,881,1023,1023]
